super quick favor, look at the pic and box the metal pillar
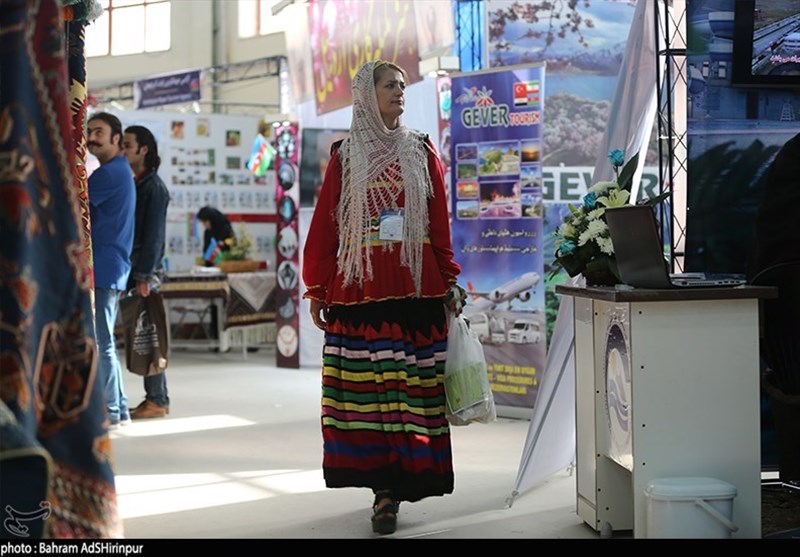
[655,0,688,272]
[455,0,484,72]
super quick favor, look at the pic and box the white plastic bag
[444,313,497,426]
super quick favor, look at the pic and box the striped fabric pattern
[321,299,454,503]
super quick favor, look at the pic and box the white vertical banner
[591,0,659,193]
[298,207,324,368]
[512,0,658,501]
[509,284,577,501]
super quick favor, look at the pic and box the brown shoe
[132,399,170,415]
[131,400,168,420]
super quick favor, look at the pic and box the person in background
[123,125,171,420]
[196,206,235,345]
[197,205,235,266]
[750,132,800,279]
[87,112,135,429]
[302,60,466,536]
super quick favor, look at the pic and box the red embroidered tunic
[303,140,460,306]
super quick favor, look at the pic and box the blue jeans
[95,287,129,422]
[144,372,169,408]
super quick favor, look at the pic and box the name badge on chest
[379,210,404,241]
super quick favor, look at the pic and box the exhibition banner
[450,64,546,412]
[134,69,201,109]
[307,0,422,115]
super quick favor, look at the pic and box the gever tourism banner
[449,64,546,413]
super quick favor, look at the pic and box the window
[85,0,171,57]
[238,0,282,38]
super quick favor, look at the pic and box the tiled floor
[112,349,598,539]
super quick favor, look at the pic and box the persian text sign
[134,70,201,109]
[308,0,421,115]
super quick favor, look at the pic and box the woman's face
[375,67,405,129]
[201,219,211,230]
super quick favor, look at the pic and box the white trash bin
[644,477,739,538]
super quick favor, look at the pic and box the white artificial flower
[587,218,608,237]
[597,236,614,255]
[589,181,617,195]
[558,221,575,238]
[578,218,608,246]
[597,188,631,208]
[587,207,605,221]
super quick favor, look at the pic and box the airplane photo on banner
[465,271,540,313]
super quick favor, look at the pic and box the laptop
[604,205,746,289]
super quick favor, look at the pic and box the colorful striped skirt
[321,298,453,503]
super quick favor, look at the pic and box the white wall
[87,1,214,87]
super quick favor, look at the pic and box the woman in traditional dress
[303,59,465,535]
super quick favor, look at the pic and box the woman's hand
[445,284,467,316]
[310,299,328,330]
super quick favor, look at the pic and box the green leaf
[643,191,671,206]
[547,262,565,281]
[616,152,640,193]
[582,254,621,284]
[553,252,584,278]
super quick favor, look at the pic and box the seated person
[196,206,235,345]
[197,206,235,266]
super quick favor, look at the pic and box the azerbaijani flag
[203,237,223,264]
[247,133,277,177]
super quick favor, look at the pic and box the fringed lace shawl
[336,60,433,296]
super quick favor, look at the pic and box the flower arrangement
[551,149,666,285]
[215,223,259,273]
[224,223,254,261]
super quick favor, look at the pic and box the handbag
[120,292,169,376]
[444,313,496,426]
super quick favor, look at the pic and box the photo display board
[98,110,277,273]
[273,123,301,368]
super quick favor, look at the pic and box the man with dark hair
[123,125,171,420]
[87,111,135,429]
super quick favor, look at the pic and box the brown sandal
[371,490,399,535]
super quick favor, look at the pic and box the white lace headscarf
[336,60,433,296]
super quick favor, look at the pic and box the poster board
[102,110,277,273]
[449,64,546,415]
